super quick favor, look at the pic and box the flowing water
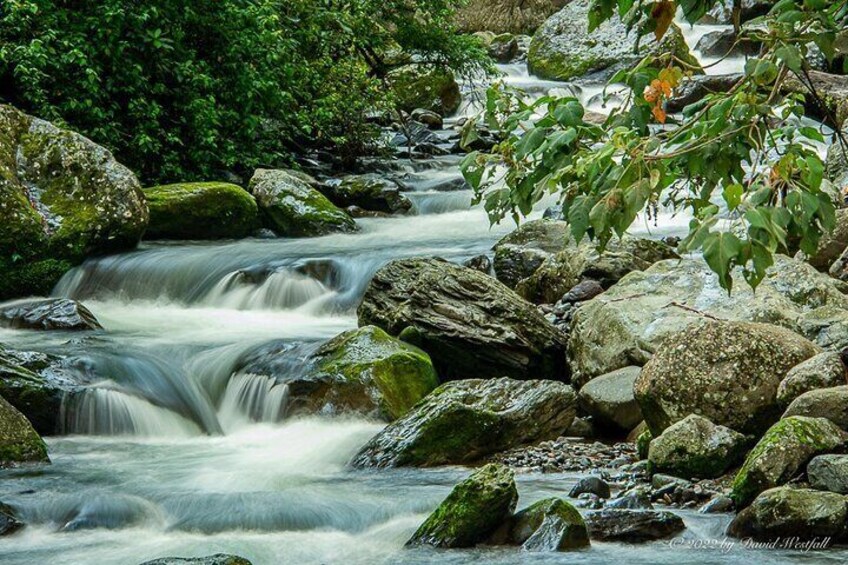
[0,19,844,565]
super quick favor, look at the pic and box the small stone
[699,495,734,514]
[569,476,611,499]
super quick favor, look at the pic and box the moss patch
[0,395,49,467]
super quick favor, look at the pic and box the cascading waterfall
[217,374,290,431]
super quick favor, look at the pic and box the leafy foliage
[462,0,848,291]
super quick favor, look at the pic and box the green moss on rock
[0,259,73,300]
[388,65,461,115]
[0,395,49,467]
[144,182,259,240]
[500,497,590,551]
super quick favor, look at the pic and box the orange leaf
[651,1,676,41]
[652,105,667,124]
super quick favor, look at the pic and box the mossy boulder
[388,65,461,115]
[492,497,590,551]
[0,298,102,331]
[528,0,702,81]
[357,257,569,381]
[647,415,749,480]
[248,169,357,237]
[325,175,412,214]
[455,0,566,34]
[0,104,148,299]
[351,377,576,467]
[727,487,847,543]
[493,219,571,289]
[635,320,819,436]
[143,182,258,240]
[777,352,846,407]
[406,463,518,548]
[577,366,643,433]
[0,395,49,467]
[730,416,847,508]
[0,259,74,299]
[783,386,848,430]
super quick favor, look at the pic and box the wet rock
[462,255,492,274]
[0,299,102,331]
[577,366,642,433]
[388,65,461,115]
[494,437,637,473]
[0,395,49,467]
[406,464,518,548]
[569,255,845,387]
[492,219,571,289]
[143,182,258,240]
[807,454,848,494]
[574,493,603,509]
[561,280,604,304]
[352,377,576,467]
[584,509,684,542]
[0,104,148,300]
[528,0,701,82]
[700,495,734,514]
[0,502,23,536]
[695,30,761,58]
[357,257,569,381]
[727,487,847,543]
[488,34,519,63]
[665,73,742,113]
[248,169,357,237]
[783,386,848,431]
[777,352,846,406]
[636,320,819,436]
[648,415,750,480]
[324,175,412,215]
[730,416,847,508]
[410,109,443,130]
[139,555,252,565]
[607,488,652,510]
[569,476,610,499]
[498,497,590,552]
[455,0,566,34]
[651,474,689,490]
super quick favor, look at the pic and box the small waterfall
[407,191,474,215]
[201,270,330,311]
[218,373,290,431]
[61,387,203,437]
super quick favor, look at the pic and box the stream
[0,18,844,565]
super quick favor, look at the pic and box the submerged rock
[357,257,568,381]
[351,377,576,467]
[0,395,49,467]
[324,175,412,215]
[783,386,848,430]
[727,487,847,543]
[248,169,357,237]
[807,454,848,494]
[584,509,684,542]
[730,416,846,508]
[139,556,252,565]
[635,320,819,435]
[143,182,258,240]
[0,299,102,331]
[777,352,846,406]
[577,366,642,433]
[493,497,590,552]
[647,415,749,480]
[389,65,461,115]
[406,463,518,548]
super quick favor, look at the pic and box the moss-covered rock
[493,219,572,289]
[248,169,357,237]
[528,0,702,81]
[647,415,749,480]
[388,65,461,115]
[777,352,846,407]
[783,386,848,430]
[406,463,518,548]
[325,175,412,214]
[143,182,258,240]
[493,497,590,551]
[635,320,819,436]
[727,487,847,543]
[351,377,576,467]
[0,259,73,299]
[0,395,49,467]
[730,416,846,508]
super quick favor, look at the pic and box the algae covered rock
[730,416,846,508]
[325,175,412,215]
[783,386,848,430]
[389,65,461,115]
[528,0,701,81]
[494,497,590,551]
[0,299,102,331]
[727,487,847,543]
[0,395,49,467]
[248,169,357,237]
[647,415,749,480]
[351,377,576,467]
[777,352,846,406]
[635,320,819,435]
[358,257,568,381]
[406,463,518,548]
[143,182,258,240]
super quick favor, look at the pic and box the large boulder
[0,104,148,299]
[777,352,846,407]
[647,415,749,480]
[455,0,567,34]
[584,509,684,542]
[351,377,576,467]
[324,175,412,215]
[569,255,848,386]
[808,454,848,494]
[357,258,569,381]
[388,65,461,115]
[0,299,101,331]
[139,556,252,565]
[248,169,357,237]
[493,219,571,289]
[730,416,846,508]
[492,497,590,552]
[528,0,701,81]
[727,487,847,543]
[143,182,258,240]
[0,395,49,467]
[635,320,819,435]
[406,463,518,548]
[783,386,848,430]
[577,366,642,433]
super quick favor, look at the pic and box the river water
[0,19,844,565]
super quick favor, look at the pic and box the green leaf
[722,183,743,211]
[745,58,778,86]
[703,232,743,292]
[514,127,547,159]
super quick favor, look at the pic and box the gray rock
[0,502,23,536]
[783,386,848,430]
[577,366,642,433]
[139,555,252,565]
[607,488,653,510]
[463,254,493,274]
[0,299,102,331]
[569,476,610,499]
[351,377,576,467]
[325,174,412,214]
[699,496,734,514]
[488,34,519,63]
[491,497,590,551]
[695,30,761,58]
[807,454,848,494]
[357,257,569,381]
[701,0,776,25]
[585,509,684,542]
[727,487,847,543]
[648,415,750,480]
[410,109,443,129]
[777,352,846,406]
[635,320,819,436]
[493,219,571,289]
[561,280,604,304]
